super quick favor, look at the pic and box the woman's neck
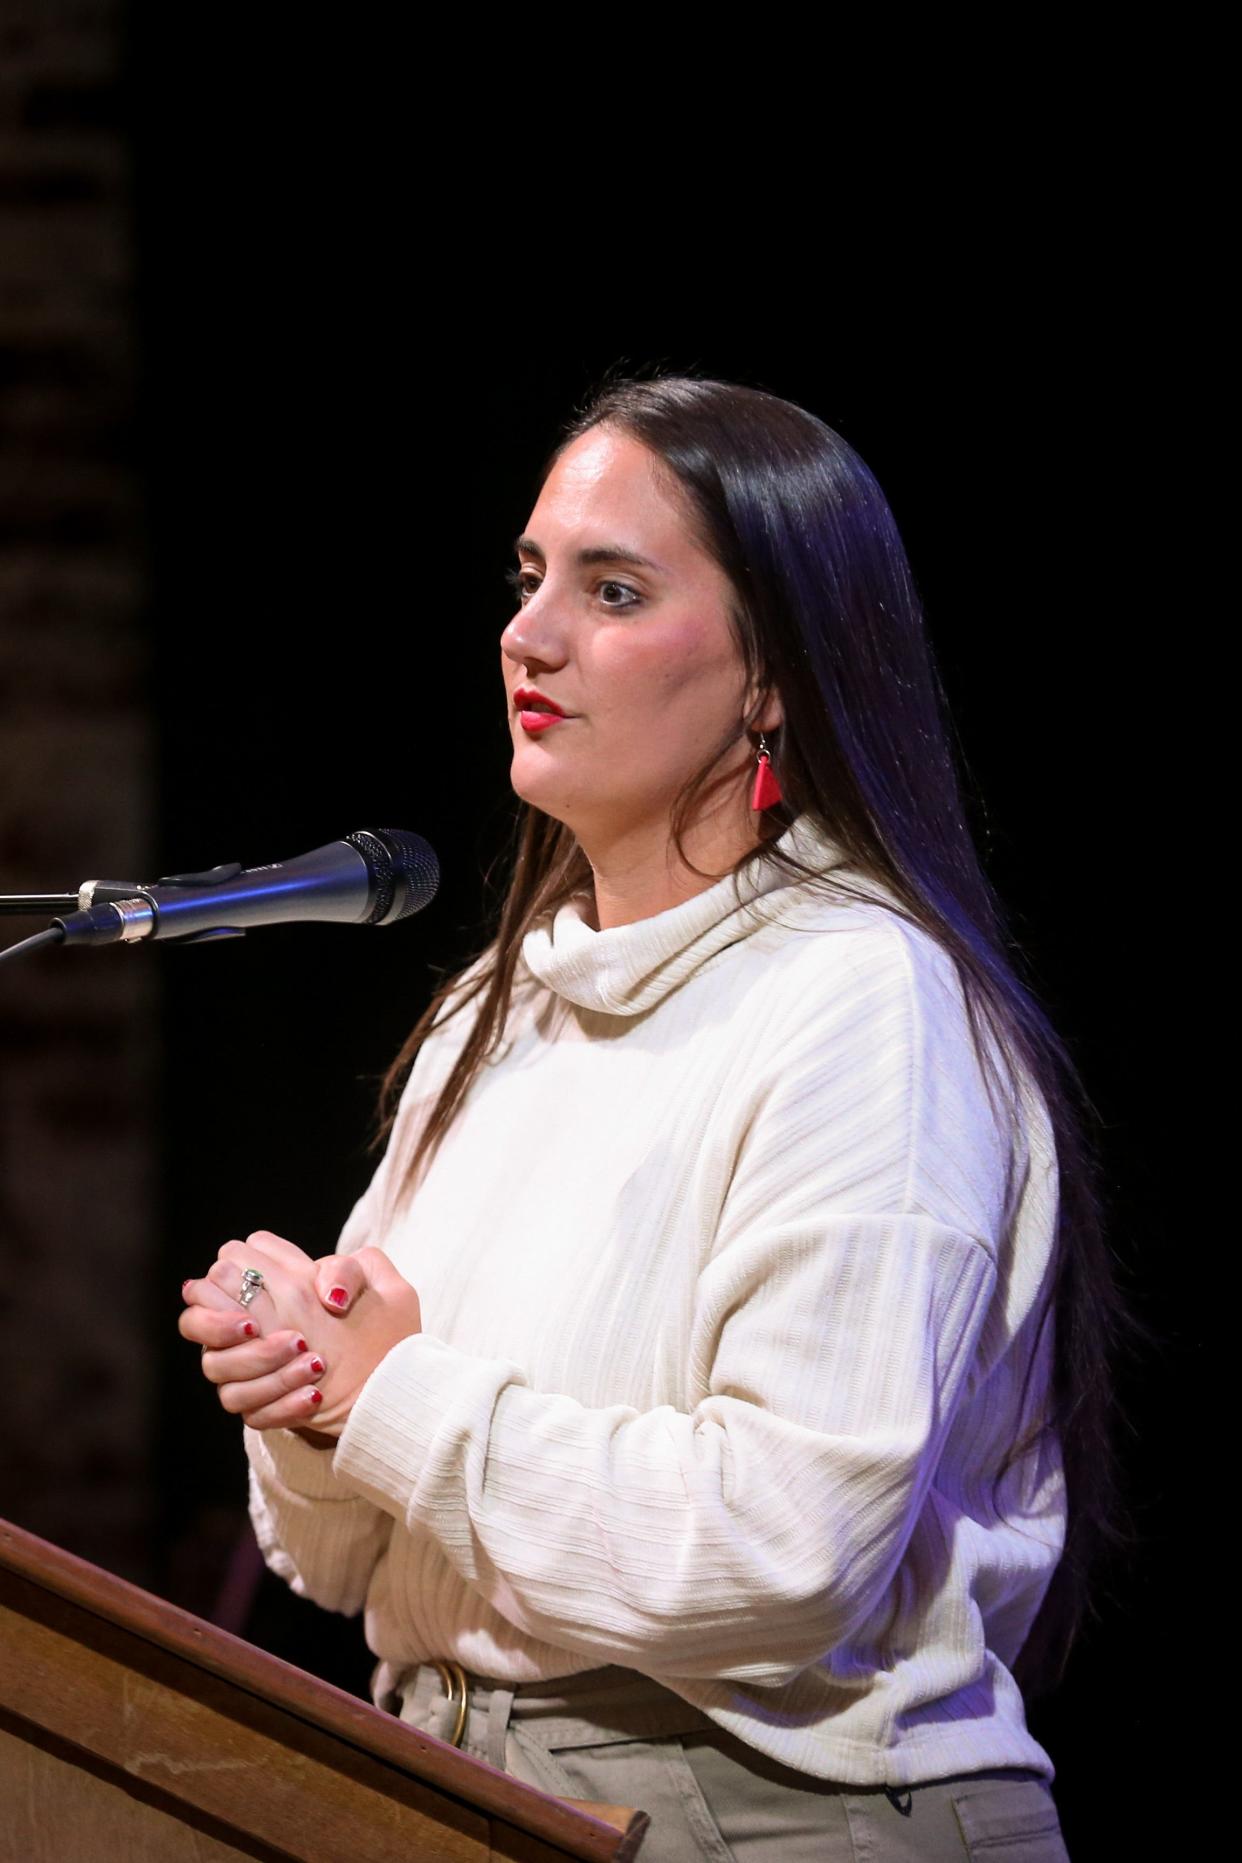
[581,805,783,932]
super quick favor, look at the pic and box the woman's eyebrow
[513,534,666,574]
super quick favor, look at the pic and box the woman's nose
[501,596,568,668]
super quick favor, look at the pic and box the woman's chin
[509,765,568,812]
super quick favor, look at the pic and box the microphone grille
[347,829,440,926]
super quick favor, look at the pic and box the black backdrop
[118,21,1188,1859]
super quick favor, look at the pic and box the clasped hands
[179,1232,422,1446]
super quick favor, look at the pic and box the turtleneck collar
[519,813,851,1017]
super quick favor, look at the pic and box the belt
[386,1660,1050,1807]
[384,1659,721,1776]
[429,1658,470,1750]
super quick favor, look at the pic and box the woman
[181,375,1120,1859]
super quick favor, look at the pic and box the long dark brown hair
[376,370,1139,1704]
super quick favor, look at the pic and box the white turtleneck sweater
[244,813,1065,1788]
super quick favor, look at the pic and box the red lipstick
[513,685,574,733]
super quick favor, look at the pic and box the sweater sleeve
[240,952,498,1611]
[329,926,1019,1681]
[241,1154,396,1613]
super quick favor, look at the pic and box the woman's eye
[598,581,640,608]
[503,568,641,610]
[504,567,538,604]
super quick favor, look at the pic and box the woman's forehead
[530,428,701,563]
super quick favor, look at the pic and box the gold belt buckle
[431,1658,470,1748]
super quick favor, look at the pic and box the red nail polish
[328,1286,348,1308]
[242,1322,256,1337]
[296,1338,308,1354]
[309,1387,323,1405]
[309,1356,325,1376]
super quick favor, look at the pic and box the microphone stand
[0,882,148,915]
[0,883,149,966]
[0,895,81,915]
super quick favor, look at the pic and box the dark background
[0,8,1190,1858]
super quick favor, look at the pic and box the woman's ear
[747,676,784,737]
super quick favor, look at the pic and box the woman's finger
[200,1329,315,1387]
[181,1273,242,1313]
[353,1246,416,1300]
[313,1253,368,1314]
[218,1351,327,1418]
[238,1382,331,1433]
[232,1230,315,1271]
[205,1254,281,1329]
[179,1302,265,1349]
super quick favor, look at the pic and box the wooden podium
[0,1518,650,1861]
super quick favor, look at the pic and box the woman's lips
[518,710,572,733]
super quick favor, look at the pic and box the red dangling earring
[750,731,783,811]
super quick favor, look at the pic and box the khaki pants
[386,1662,1071,1862]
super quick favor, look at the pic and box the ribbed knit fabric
[244,812,1065,1788]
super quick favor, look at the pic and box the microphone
[52,829,439,947]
